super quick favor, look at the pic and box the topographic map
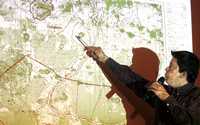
[0,0,192,125]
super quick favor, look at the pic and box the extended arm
[85,46,162,106]
[85,46,149,97]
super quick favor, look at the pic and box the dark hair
[171,51,200,83]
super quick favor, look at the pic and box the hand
[85,46,108,63]
[148,82,170,101]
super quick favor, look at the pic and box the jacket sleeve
[96,57,165,108]
[103,58,149,97]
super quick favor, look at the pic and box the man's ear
[180,71,187,79]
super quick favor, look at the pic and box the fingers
[85,46,108,63]
[148,82,163,91]
[148,82,170,100]
[85,46,100,53]
[85,46,101,60]
[85,48,94,57]
[148,83,165,94]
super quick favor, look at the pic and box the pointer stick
[75,35,88,48]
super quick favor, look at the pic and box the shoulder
[188,86,200,99]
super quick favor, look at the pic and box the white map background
[0,0,192,125]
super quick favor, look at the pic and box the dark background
[191,0,200,84]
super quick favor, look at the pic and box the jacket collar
[173,83,195,96]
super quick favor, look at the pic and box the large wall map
[0,0,192,125]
